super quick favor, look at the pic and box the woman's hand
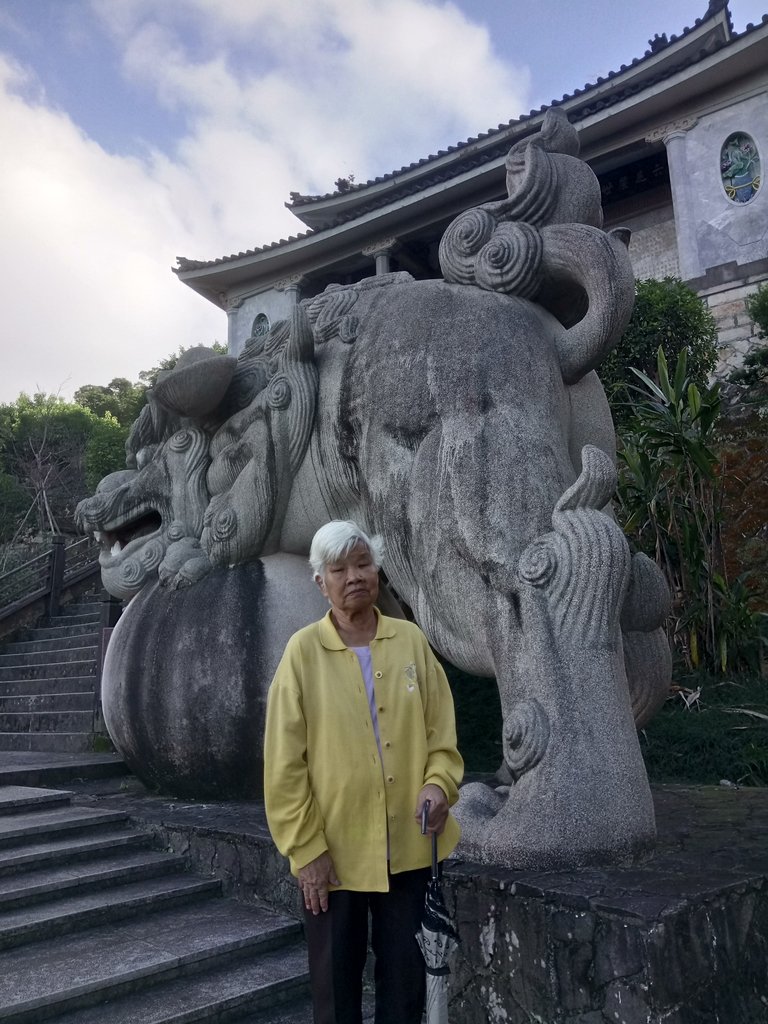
[415,784,449,835]
[297,851,340,915]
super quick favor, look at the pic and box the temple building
[174,0,767,376]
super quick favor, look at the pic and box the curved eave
[175,12,768,308]
[287,8,734,231]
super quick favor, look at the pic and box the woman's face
[317,542,379,615]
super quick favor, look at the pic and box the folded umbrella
[416,800,460,1024]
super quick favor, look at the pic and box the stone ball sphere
[101,553,328,799]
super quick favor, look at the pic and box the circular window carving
[721,132,761,204]
[250,312,271,338]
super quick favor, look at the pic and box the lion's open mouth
[96,509,163,557]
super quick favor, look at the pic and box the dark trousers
[302,867,429,1024]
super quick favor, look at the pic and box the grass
[444,660,768,786]
[639,673,768,786]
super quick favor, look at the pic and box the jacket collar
[318,607,398,650]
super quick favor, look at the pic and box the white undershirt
[350,646,385,767]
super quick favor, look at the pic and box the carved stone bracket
[221,295,245,317]
[274,275,306,304]
[362,237,399,275]
[645,116,699,145]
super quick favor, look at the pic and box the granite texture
[100,555,328,799]
[69,778,768,1024]
[76,108,671,866]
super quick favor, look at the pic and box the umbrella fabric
[416,802,460,1023]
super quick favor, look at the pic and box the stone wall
[704,277,765,376]
[620,205,680,282]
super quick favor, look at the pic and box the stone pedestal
[446,785,768,1023]
[77,781,768,1023]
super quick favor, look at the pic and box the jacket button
[378,705,384,713]
[387,775,395,783]
[384,741,391,748]
[375,671,383,678]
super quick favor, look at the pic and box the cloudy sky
[1,0,765,403]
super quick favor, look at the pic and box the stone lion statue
[77,109,671,867]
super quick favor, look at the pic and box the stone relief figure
[76,109,671,865]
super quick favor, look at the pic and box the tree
[0,472,28,543]
[601,277,718,424]
[0,394,97,535]
[0,341,227,543]
[85,413,128,491]
[137,341,228,389]
[74,378,145,426]
[0,393,129,540]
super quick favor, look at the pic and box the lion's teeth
[94,531,101,543]
[111,541,122,556]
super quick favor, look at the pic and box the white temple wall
[669,92,767,281]
[227,289,297,357]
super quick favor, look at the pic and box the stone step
[0,873,220,950]
[32,941,310,1024]
[0,711,94,734]
[57,603,104,618]
[20,623,102,643]
[0,897,301,1022]
[0,733,97,754]
[4,634,100,655]
[46,613,101,628]
[238,997,316,1024]
[0,848,187,909]
[0,693,94,714]
[0,647,99,668]
[0,786,72,817]
[0,754,127,789]
[0,805,128,849]
[0,826,149,877]
[0,678,95,698]
[0,661,96,682]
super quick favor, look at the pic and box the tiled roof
[286,1,746,209]
[175,2,766,275]
[174,229,315,273]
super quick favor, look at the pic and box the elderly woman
[264,520,463,1024]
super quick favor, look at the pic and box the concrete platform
[6,759,766,1021]
[57,774,768,1024]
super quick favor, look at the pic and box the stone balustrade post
[47,535,65,618]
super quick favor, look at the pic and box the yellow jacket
[264,609,463,892]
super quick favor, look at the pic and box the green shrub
[602,277,718,425]
[442,661,502,774]
[745,282,768,339]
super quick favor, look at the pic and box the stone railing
[0,535,101,634]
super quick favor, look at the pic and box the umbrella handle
[421,799,439,880]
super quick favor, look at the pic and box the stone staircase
[0,785,313,1022]
[0,599,104,754]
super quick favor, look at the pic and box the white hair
[309,521,384,577]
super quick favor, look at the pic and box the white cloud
[0,55,226,401]
[0,0,530,403]
[100,0,530,189]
